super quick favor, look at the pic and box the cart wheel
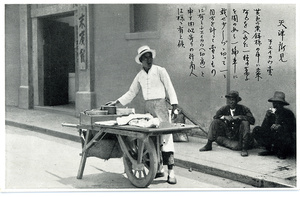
[123,138,158,188]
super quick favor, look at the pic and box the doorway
[41,16,75,108]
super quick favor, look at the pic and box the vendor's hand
[171,104,179,119]
[105,100,119,106]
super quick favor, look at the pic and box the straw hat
[268,91,289,105]
[135,45,156,64]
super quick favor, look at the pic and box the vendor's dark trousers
[208,119,251,150]
[252,126,294,157]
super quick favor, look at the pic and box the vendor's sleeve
[160,68,178,105]
[118,74,140,106]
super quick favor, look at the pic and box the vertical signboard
[77,5,87,70]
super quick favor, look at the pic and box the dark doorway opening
[42,17,75,107]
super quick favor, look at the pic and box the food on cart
[94,120,117,126]
[116,113,160,128]
[94,113,160,128]
[116,113,152,125]
[128,117,160,128]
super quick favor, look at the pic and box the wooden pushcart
[63,120,198,188]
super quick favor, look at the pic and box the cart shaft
[62,123,79,128]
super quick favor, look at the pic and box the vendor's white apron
[145,99,175,152]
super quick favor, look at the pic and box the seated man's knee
[210,119,227,129]
[208,119,227,137]
[239,120,250,133]
[240,120,250,127]
[211,119,225,125]
[252,126,261,137]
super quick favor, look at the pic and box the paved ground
[3,105,298,189]
[5,125,254,190]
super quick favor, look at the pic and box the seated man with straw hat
[252,91,296,159]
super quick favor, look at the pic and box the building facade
[5,4,296,133]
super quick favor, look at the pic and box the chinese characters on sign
[220,8,228,78]
[177,8,185,49]
[242,9,250,80]
[77,6,87,70]
[209,9,217,77]
[176,6,289,81]
[267,39,273,76]
[187,7,197,77]
[278,20,288,63]
[198,8,206,77]
[253,8,262,81]
[231,8,239,79]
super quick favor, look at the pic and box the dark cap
[225,90,242,102]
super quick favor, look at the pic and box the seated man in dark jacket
[252,91,296,159]
[199,90,255,157]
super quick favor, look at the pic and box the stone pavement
[4,105,298,188]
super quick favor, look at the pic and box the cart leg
[77,152,87,179]
[77,129,91,179]
[156,136,163,172]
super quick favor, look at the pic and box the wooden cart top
[79,123,199,136]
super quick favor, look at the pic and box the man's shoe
[155,172,165,179]
[277,154,287,160]
[241,149,248,157]
[277,151,287,159]
[167,176,177,184]
[199,145,212,152]
[258,150,275,156]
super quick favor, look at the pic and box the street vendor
[107,45,179,184]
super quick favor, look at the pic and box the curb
[174,158,293,188]
[5,120,80,143]
[5,120,294,188]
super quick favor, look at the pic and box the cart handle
[62,123,79,128]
